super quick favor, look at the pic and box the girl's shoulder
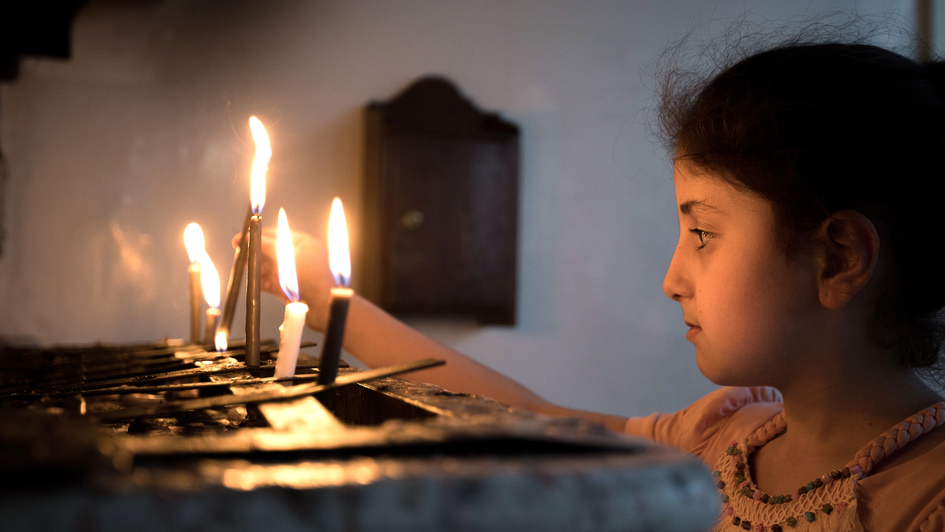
[625,386,782,456]
[857,402,945,531]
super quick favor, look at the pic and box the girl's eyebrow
[679,199,725,215]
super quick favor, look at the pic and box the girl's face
[663,161,826,387]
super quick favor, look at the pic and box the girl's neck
[749,351,942,496]
[775,350,941,456]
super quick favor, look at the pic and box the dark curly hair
[658,36,945,385]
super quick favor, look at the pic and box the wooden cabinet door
[363,77,519,325]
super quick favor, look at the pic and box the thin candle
[218,205,253,343]
[183,222,205,344]
[200,252,222,347]
[318,198,354,396]
[273,208,309,379]
[245,116,271,367]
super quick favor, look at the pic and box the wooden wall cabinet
[362,77,519,325]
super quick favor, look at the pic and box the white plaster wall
[0,0,914,417]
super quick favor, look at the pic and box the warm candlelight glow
[199,253,221,309]
[245,116,269,367]
[215,330,228,352]
[318,198,354,395]
[274,208,308,379]
[183,223,205,263]
[249,116,271,214]
[185,223,205,343]
[277,208,300,302]
[328,198,351,287]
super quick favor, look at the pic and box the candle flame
[183,223,205,263]
[199,252,221,309]
[249,116,271,214]
[215,330,228,352]
[277,208,300,302]
[328,197,351,287]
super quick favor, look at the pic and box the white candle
[245,116,271,367]
[200,252,222,347]
[276,302,309,378]
[274,208,309,378]
[183,222,205,344]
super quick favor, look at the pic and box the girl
[255,41,945,530]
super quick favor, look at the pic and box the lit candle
[215,330,228,353]
[218,206,253,344]
[318,198,354,390]
[183,222,205,344]
[200,252,222,348]
[273,208,309,379]
[245,116,271,367]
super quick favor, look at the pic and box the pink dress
[625,387,945,531]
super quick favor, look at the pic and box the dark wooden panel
[363,77,519,324]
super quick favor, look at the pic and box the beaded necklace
[712,401,945,531]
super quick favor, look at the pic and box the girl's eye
[689,228,713,249]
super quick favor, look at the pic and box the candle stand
[0,339,718,532]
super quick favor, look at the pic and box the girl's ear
[818,211,881,310]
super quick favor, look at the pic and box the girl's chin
[695,351,754,387]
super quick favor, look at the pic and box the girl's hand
[234,228,336,331]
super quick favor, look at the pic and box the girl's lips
[685,322,701,341]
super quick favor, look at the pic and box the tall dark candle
[244,116,271,368]
[315,197,351,409]
[317,287,354,386]
[316,287,353,409]
[245,213,262,367]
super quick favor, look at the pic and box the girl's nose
[662,245,689,301]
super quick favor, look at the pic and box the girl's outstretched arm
[251,228,629,432]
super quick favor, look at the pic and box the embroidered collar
[710,401,945,531]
